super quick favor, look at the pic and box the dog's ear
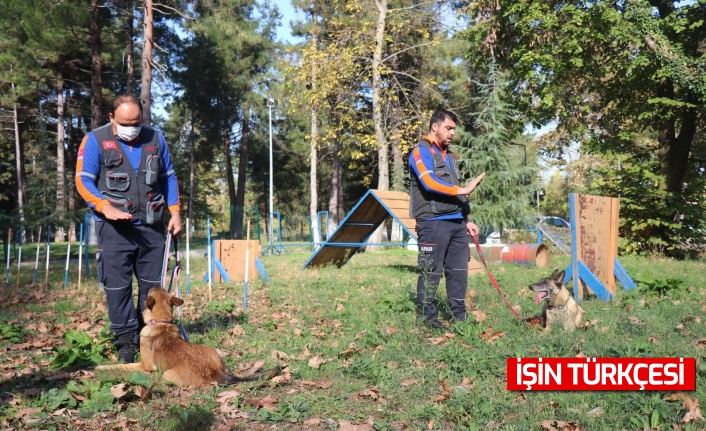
[170,296,184,307]
[550,268,558,278]
[145,296,156,310]
[554,270,566,284]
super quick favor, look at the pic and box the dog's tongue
[534,291,547,305]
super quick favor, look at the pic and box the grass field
[1,247,705,430]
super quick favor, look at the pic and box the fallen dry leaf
[429,332,455,345]
[338,419,374,431]
[296,346,311,360]
[271,350,290,361]
[459,377,476,390]
[270,367,292,385]
[134,385,150,401]
[110,383,129,399]
[215,390,240,404]
[683,396,705,423]
[336,303,345,312]
[684,315,702,323]
[472,310,487,323]
[244,395,278,410]
[356,387,381,400]
[478,326,507,343]
[434,377,451,402]
[236,360,264,376]
[539,419,583,430]
[338,343,362,357]
[401,378,419,387]
[301,379,334,389]
[308,356,333,369]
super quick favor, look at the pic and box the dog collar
[146,319,171,326]
[547,300,569,310]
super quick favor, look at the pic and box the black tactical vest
[409,138,470,221]
[92,124,166,225]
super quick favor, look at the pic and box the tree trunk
[659,107,696,196]
[140,0,153,125]
[222,128,237,238]
[368,0,389,249]
[55,75,66,243]
[390,105,404,243]
[234,106,250,239]
[90,0,103,129]
[372,0,389,192]
[126,0,135,92]
[12,81,26,227]
[66,88,77,242]
[310,28,320,248]
[328,139,343,237]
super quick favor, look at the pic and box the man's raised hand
[457,172,486,196]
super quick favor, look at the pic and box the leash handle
[161,231,172,289]
[472,234,524,320]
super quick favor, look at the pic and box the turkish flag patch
[77,149,85,157]
[102,140,117,149]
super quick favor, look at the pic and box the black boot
[116,333,137,364]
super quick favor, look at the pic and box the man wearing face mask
[76,94,182,363]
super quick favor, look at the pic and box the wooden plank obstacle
[563,193,636,302]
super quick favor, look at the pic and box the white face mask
[115,123,142,142]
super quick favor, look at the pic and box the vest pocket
[103,192,131,214]
[145,154,159,186]
[106,171,130,191]
[146,193,165,225]
[103,149,123,168]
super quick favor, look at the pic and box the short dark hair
[111,94,142,114]
[429,109,458,131]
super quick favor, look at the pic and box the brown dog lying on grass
[529,269,585,331]
[97,287,279,387]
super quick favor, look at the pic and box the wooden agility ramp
[303,189,416,268]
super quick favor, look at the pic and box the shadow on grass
[163,402,216,431]
[183,311,247,335]
[387,263,419,273]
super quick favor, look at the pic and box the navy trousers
[415,219,470,321]
[96,221,165,345]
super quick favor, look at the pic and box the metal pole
[268,101,274,252]
[537,190,540,215]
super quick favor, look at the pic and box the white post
[537,190,541,215]
[267,98,274,251]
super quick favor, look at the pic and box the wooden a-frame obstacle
[563,193,636,301]
[303,190,417,268]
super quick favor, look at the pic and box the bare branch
[152,2,195,20]
[389,0,443,13]
[383,41,437,63]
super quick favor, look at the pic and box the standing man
[76,94,182,362]
[408,109,485,329]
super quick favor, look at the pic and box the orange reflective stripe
[412,147,458,195]
[75,135,108,211]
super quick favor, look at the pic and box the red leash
[471,234,524,320]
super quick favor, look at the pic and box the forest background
[0,0,704,258]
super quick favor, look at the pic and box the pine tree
[457,59,535,234]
